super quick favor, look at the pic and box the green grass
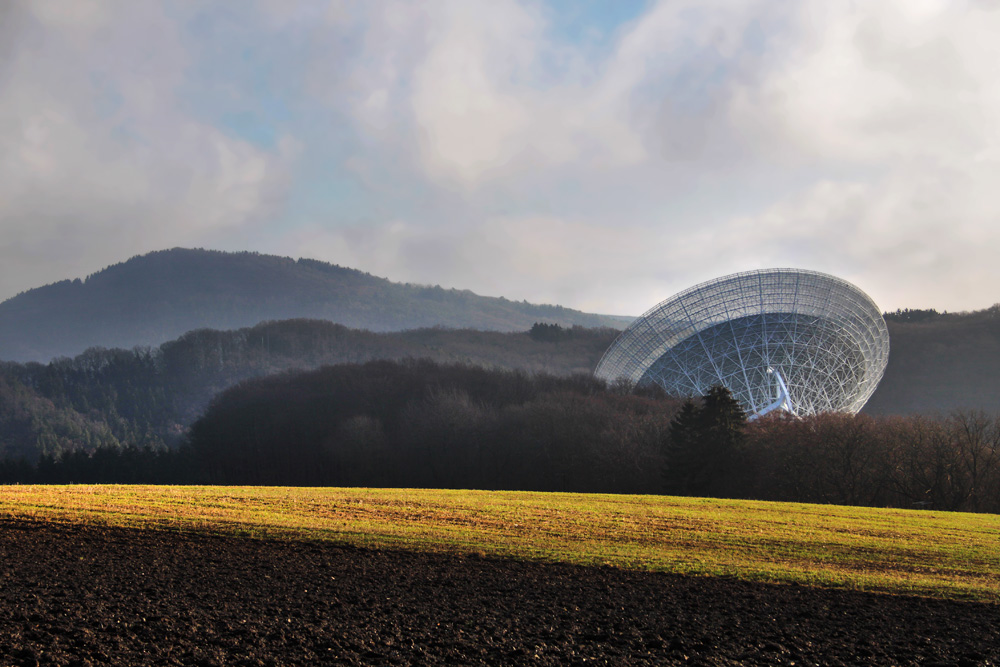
[2,485,998,603]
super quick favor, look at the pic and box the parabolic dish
[594,269,890,417]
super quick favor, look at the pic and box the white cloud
[285,211,729,317]
[729,1,1000,163]
[717,0,1000,311]
[289,0,1000,314]
[720,160,1000,312]
[5,0,1000,318]
[0,1,292,296]
[328,0,650,189]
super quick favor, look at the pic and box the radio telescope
[595,269,890,417]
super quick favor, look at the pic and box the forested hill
[0,248,627,362]
[3,294,1000,466]
[865,307,1000,416]
[0,320,618,463]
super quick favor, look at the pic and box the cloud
[326,0,651,189]
[0,1,292,297]
[721,161,1000,312]
[719,0,1000,310]
[729,1,1000,164]
[271,0,1000,316]
[286,213,680,315]
[4,0,1000,318]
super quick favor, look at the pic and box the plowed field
[1,519,997,667]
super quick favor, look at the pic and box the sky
[2,0,999,317]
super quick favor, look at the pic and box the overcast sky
[2,0,999,316]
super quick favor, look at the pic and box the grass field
[1,485,998,603]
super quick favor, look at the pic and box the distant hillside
[864,307,1000,416]
[0,248,627,362]
[0,320,619,462]
[4,306,1000,464]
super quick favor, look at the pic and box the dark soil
[1,519,997,666]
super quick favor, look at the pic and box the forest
[0,320,616,463]
[5,304,1000,467]
[3,358,999,514]
[3,305,1000,512]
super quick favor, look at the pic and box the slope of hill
[0,320,620,462]
[864,308,1000,415]
[4,286,1000,466]
[0,248,627,362]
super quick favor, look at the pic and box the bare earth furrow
[0,520,997,666]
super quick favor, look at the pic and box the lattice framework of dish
[594,269,890,417]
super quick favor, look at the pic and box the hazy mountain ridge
[0,248,627,363]
[3,247,1000,465]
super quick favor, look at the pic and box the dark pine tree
[664,399,702,495]
[664,386,747,497]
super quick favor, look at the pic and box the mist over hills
[0,248,627,363]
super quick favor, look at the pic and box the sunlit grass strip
[1,485,998,603]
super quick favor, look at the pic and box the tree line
[5,359,999,514]
[7,301,1000,467]
[0,320,616,462]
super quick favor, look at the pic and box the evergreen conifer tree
[664,386,747,497]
